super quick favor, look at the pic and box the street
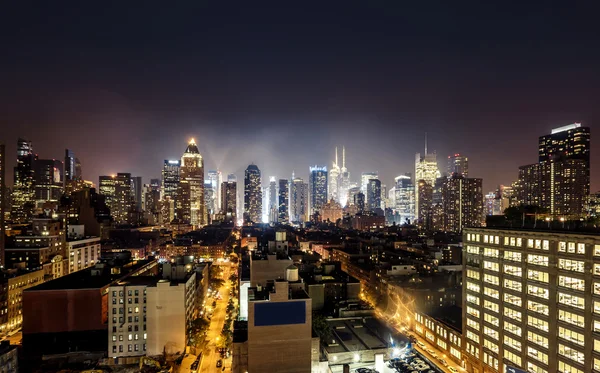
[199,263,234,373]
[1,330,21,345]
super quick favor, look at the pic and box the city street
[199,264,233,373]
[1,330,21,345]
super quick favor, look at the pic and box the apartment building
[67,237,101,274]
[463,227,600,373]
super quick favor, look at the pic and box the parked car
[449,368,459,373]
[417,341,426,348]
[216,359,223,368]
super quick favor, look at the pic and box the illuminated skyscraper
[12,138,36,222]
[220,180,237,223]
[447,153,469,177]
[178,139,205,227]
[278,179,289,223]
[64,149,76,184]
[366,178,381,212]
[99,173,134,224]
[328,147,341,203]
[268,177,278,223]
[416,179,433,229]
[162,160,180,200]
[244,164,262,223]
[309,166,328,214]
[394,174,415,224]
[360,172,378,194]
[339,146,351,207]
[415,136,440,223]
[207,170,223,212]
[290,177,308,223]
[33,159,63,206]
[131,176,143,212]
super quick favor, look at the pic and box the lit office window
[484,313,499,327]
[483,339,498,353]
[558,361,583,373]
[558,344,584,364]
[558,276,585,291]
[504,293,522,307]
[558,292,585,309]
[528,254,549,266]
[528,315,549,332]
[467,281,480,293]
[466,330,480,344]
[503,307,522,322]
[559,327,584,346]
[467,270,480,280]
[527,362,548,373]
[527,285,549,299]
[559,259,585,273]
[527,269,549,283]
[504,350,521,367]
[504,251,522,262]
[504,335,522,350]
[528,301,549,316]
[484,326,498,340]
[504,279,522,292]
[527,346,549,364]
[467,246,480,255]
[483,261,499,272]
[484,287,499,299]
[484,274,499,286]
[483,352,499,370]
[467,306,480,318]
[484,300,499,313]
[483,248,499,258]
[467,294,480,306]
[595,245,600,256]
[558,309,585,328]
[450,347,461,360]
[504,264,522,277]
[527,331,548,348]
[504,321,522,336]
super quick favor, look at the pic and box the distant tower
[309,166,328,214]
[244,164,262,223]
[339,146,350,207]
[328,147,341,203]
[178,138,205,227]
[278,179,289,223]
[415,134,440,223]
[12,138,36,222]
[162,160,180,200]
[290,177,308,223]
[447,154,469,177]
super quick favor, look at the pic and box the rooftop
[467,225,600,236]
[27,259,156,291]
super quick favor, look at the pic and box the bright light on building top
[551,122,581,134]
[309,165,327,172]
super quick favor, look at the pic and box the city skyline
[3,3,600,193]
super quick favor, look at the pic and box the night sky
[2,2,599,192]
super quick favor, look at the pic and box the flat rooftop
[27,260,155,291]
[324,317,391,354]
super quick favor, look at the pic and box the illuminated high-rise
[290,177,308,223]
[309,166,328,214]
[366,178,381,212]
[360,172,378,194]
[278,179,289,223]
[328,147,341,203]
[339,146,351,207]
[99,173,134,224]
[394,174,415,224]
[220,180,237,223]
[268,177,278,223]
[207,170,223,213]
[12,138,36,222]
[178,139,204,227]
[415,137,441,223]
[33,159,63,206]
[447,153,469,177]
[162,159,180,200]
[244,164,262,223]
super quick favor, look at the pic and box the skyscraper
[161,160,180,200]
[99,173,133,224]
[415,136,441,223]
[178,139,205,227]
[328,147,341,203]
[33,159,63,205]
[339,146,351,207]
[515,123,590,218]
[131,176,143,212]
[360,172,378,194]
[220,180,237,223]
[354,191,365,213]
[268,177,278,223]
[447,153,469,177]
[309,166,328,214]
[290,177,308,223]
[64,149,76,184]
[416,180,433,229]
[394,174,415,224]
[244,164,262,223]
[12,138,36,222]
[278,179,289,223]
[442,176,484,232]
[207,170,223,213]
[366,178,381,212]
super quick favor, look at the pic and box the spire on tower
[425,132,428,155]
[335,147,338,167]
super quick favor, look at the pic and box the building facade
[278,179,289,223]
[162,160,180,200]
[447,153,469,177]
[178,139,205,227]
[244,164,262,224]
[309,166,328,214]
[290,178,308,223]
[463,227,600,373]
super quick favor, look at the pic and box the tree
[187,317,210,347]
[312,314,333,344]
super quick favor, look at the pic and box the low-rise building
[67,237,101,273]
[3,269,44,333]
[412,306,463,366]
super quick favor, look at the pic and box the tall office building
[309,166,328,214]
[99,175,116,215]
[347,186,360,207]
[131,176,143,212]
[366,178,381,212]
[278,179,289,223]
[515,123,590,218]
[162,160,180,200]
[64,149,76,184]
[328,147,341,203]
[244,164,262,224]
[0,144,5,267]
[443,176,484,232]
[415,139,441,223]
[33,159,63,205]
[447,153,469,177]
[178,139,205,227]
[339,147,351,207]
[268,177,278,223]
[220,180,237,223]
[463,227,600,373]
[290,177,308,223]
[394,174,415,224]
[207,170,222,213]
[354,191,365,213]
[12,138,36,222]
[360,172,378,194]
[114,173,133,224]
[416,180,433,229]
